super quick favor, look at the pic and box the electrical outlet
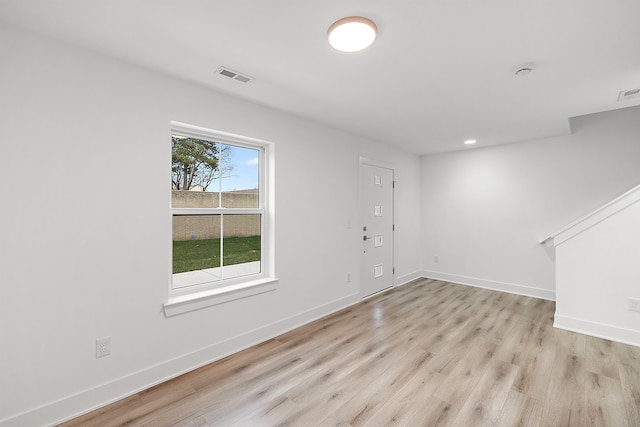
[96,337,111,358]
[434,255,439,263]
[629,298,640,312]
[347,273,351,283]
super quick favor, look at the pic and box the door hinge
[392,224,395,231]
[393,181,396,188]
[393,267,395,274]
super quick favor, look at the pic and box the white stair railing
[540,183,640,247]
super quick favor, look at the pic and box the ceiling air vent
[618,88,640,102]
[216,67,254,84]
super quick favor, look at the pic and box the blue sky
[213,144,259,192]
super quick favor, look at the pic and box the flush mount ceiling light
[328,16,377,52]
[464,139,477,145]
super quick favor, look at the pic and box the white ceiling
[2,0,639,155]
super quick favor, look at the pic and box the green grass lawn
[173,236,261,274]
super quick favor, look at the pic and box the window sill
[163,277,278,317]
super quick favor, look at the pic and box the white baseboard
[1,293,360,427]
[554,314,640,348]
[395,270,422,287]
[421,270,556,301]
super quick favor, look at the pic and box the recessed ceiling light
[328,16,377,53]
[464,139,477,145]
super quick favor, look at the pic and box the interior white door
[360,162,394,297]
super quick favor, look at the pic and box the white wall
[555,196,640,347]
[421,105,640,300]
[0,25,421,426]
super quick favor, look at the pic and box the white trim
[172,208,264,215]
[172,121,274,150]
[540,183,640,246]
[164,277,278,317]
[554,314,640,347]
[395,270,422,287]
[2,293,360,427]
[359,156,394,170]
[421,270,556,301]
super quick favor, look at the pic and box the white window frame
[164,121,276,317]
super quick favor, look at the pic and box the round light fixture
[328,16,377,52]
[464,139,477,145]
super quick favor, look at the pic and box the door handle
[363,235,372,241]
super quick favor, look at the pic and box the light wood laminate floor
[60,279,640,426]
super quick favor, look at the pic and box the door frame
[359,157,395,298]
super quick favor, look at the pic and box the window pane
[171,135,221,208]
[221,214,261,280]
[214,144,260,208]
[172,215,221,288]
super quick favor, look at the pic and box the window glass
[172,138,260,209]
[172,214,222,289]
[171,135,221,207]
[170,125,268,292]
[217,144,260,209]
[221,214,262,280]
